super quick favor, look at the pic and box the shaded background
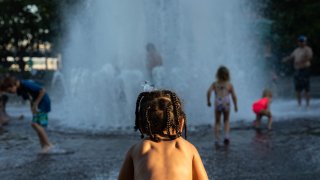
[0,0,319,77]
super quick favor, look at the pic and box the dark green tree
[0,0,83,79]
[0,0,79,56]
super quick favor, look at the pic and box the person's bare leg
[223,111,230,139]
[305,91,310,107]
[296,91,302,107]
[31,123,47,147]
[259,110,272,130]
[266,112,272,130]
[255,114,261,129]
[31,123,53,152]
[214,111,221,143]
[223,111,230,145]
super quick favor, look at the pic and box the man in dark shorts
[283,35,313,107]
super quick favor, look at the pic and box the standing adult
[145,43,163,83]
[282,35,313,107]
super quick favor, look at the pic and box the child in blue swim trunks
[1,76,53,153]
[207,66,238,145]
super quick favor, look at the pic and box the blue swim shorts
[32,111,49,127]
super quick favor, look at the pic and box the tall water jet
[55,0,266,131]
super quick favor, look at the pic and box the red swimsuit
[252,97,269,114]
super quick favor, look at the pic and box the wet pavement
[1,116,320,180]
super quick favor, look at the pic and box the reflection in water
[252,130,272,157]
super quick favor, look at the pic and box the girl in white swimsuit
[214,82,231,112]
[207,66,238,146]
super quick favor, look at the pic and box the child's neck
[217,80,227,83]
[146,133,181,141]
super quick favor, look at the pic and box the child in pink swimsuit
[252,89,273,130]
[207,66,238,145]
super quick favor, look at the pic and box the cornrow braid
[145,106,153,139]
[169,92,181,137]
[134,90,187,141]
[134,93,144,131]
[135,92,147,139]
[183,112,187,139]
[147,105,162,142]
[170,91,187,139]
[165,106,171,136]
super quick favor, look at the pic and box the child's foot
[39,144,54,154]
[223,138,230,145]
[40,145,69,154]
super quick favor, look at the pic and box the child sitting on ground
[252,89,273,130]
[207,66,238,146]
[118,90,208,180]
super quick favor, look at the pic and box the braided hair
[134,90,187,142]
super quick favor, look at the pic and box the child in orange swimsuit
[252,89,273,130]
[207,66,238,145]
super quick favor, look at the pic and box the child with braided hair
[118,90,208,180]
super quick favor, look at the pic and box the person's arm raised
[282,52,294,63]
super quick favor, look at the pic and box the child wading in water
[252,89,273,130]
[207,66,238,146]
[1,76,54,153]
[118,90,208,180]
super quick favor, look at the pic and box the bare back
[207,81,238,112]
[118,137,208,180]
[147,52,163,70]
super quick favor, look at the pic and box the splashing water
[54,0,268,131]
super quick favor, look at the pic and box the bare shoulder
[212,81,217,87]
[126,143,137,156]
[175,138,198,152]
[130,139,153,155]
[210,82,217,89]
[227,82,234,90]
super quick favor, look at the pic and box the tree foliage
[0,0,78,54]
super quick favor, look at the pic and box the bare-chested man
[282,35,313,107]
[145,43,163,82]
